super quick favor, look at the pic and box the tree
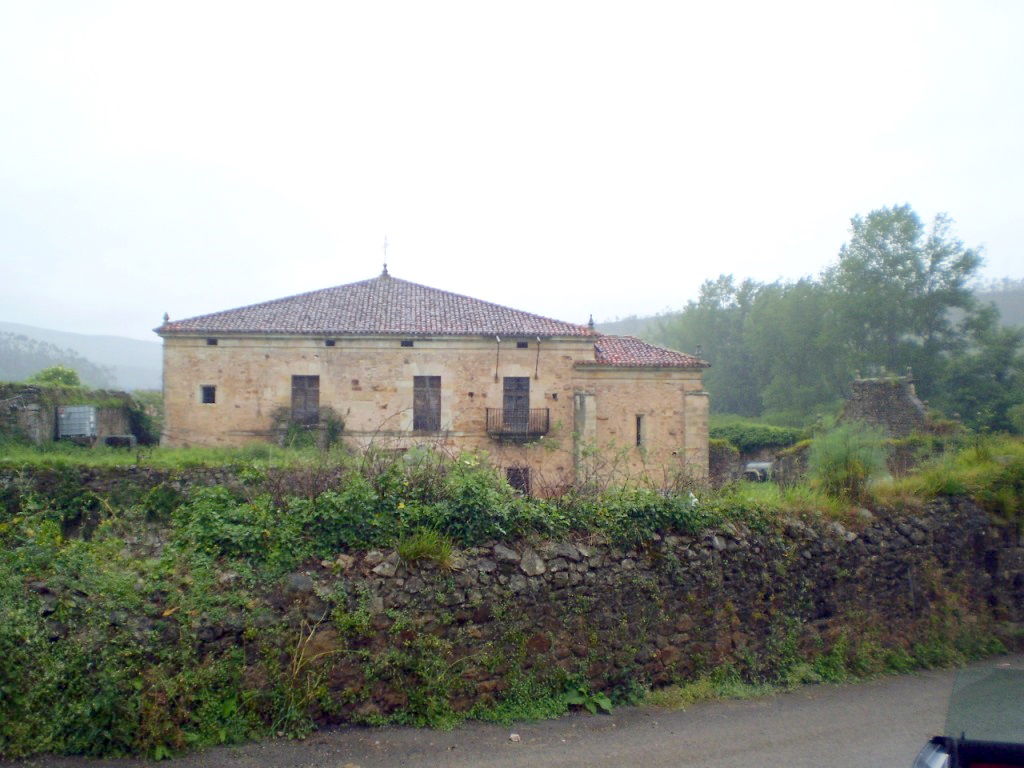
[933,317,1024,431]
[652,275,764,415]
[825,205,983,386]
[744,278,845,419]
[26,365,82,387]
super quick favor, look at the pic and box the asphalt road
[10,657,1021,768]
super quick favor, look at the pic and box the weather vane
[382,235,389,275]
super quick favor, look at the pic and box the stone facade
[157,276,709,490]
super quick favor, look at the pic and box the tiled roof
[584,335,709,368]
[156,273,597,338]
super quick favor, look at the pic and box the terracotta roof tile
[156,274,597,338]
[584,335,709,368]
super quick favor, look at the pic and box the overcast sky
[1,1,1022,342]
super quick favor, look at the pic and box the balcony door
[503,376,530,432]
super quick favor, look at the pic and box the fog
[1,0,1022,340]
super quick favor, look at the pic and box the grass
[0,438,353,470]
[870,435,1024,523]
[732,481,849,521]
[395,529,455,569]
[644,667,778,709]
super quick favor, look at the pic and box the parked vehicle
[912,662,1024,767]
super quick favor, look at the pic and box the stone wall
[14,465,1017,722]
[0,386,136,445]
[177,499,1021,723]
[841,375,928,437]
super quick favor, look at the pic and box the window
[503,376,530,432]
[413,376,441,431]
[401,340,414,347]
[201,385,216,404]
[324,339,336,347]
[506,467,530,494]
[206,338,218,346]
[291,375,320,424]
[636,414,645,447]
[516,341,529,349]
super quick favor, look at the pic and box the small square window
[516,341,529,349]
[401,340,414,347]
[324,339,336,347]
[201,385,216,404]
[206,338,218,346]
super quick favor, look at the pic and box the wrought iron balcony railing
[485,408,550,440]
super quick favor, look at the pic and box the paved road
[10,657,1020,768]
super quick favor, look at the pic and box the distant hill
[0,333,116,387]
[0,322,161,390]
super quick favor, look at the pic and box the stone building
[156,271,709,492]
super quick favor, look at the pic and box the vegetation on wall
[709,418,806,453]
[0,436,1021,759]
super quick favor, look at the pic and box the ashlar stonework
[156,272,710,491]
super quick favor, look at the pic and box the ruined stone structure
[156,272,710,490]
[0,385,134,445]
[841,373,928,437]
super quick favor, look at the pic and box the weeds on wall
[2,439,1023,759]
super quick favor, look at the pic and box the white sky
[1,0,1022,341]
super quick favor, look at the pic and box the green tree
[652,275,764,416]
[744,279,844,420]
[26,365,82,387]
[933,315,1024,431]
[825,205,983,385]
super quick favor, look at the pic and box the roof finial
[588,314,595,330]
[162,312,169,324]
[382,236,389,276]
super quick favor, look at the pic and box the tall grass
[872,435,1024,525]
[808,422,887,502]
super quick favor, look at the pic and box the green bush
[809,422,887,501]
[26,365,82,388]
[710,421,805,453]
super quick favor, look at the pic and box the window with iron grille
[413,376,441,431]
[291,375,320,425]
[503,376,530,431]
[506,467,530,494]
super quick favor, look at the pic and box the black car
[913,662,1024,767]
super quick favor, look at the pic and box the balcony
[485,408,550,441]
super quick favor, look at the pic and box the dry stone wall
[148,502,1024,720]
[6,464,1021,723]
[841,376,928,436]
